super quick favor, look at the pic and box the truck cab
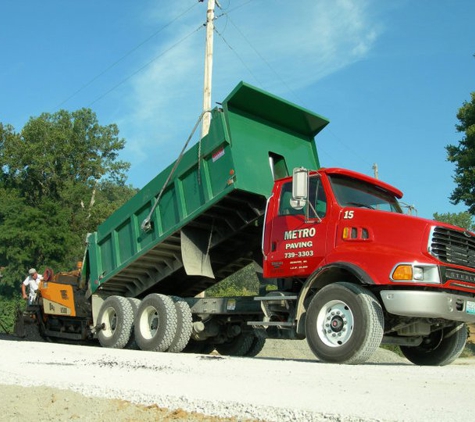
[261,167,475,364]
[263,167,403,280]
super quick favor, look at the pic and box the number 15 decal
[343,210,354,219]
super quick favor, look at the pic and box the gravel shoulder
[1,332,473,422]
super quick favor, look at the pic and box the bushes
[0,296,24,334]
[205,264,277,297]
[205,265,260,297]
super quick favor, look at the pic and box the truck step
[254,295,298,301]
[247,321,295,327]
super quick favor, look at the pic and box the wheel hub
[316,300,354,347]
[102,307,117,338]
[139,306,160,339]
[330,315,344,332]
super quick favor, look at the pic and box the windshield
[329,175,403,213]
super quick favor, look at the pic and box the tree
[0,109,137,293]
[205,264,260,297]
[433,211,475,231]
[446,92,475,213]
[1,108,130,203]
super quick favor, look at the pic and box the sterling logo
[446,269,475,284]
[464,230,473,238]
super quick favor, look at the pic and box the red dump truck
[32,82,475,365]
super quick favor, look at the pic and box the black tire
[167,297,193,353]
[305,282,384,364]
[400,324,467,366]
[215,333,254,356]
[125,298,141,350]
[134,294,177,352]
[97,296,134,349]
[182,339,216,354]
[244,335,266,357]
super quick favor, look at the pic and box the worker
[21,268,43,305]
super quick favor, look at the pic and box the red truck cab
[261,167,475,365]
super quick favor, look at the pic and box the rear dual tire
[134,294,178,352]
[215,333,266,357]
[97,294,193,353]
[167,296,193,353]
[97,296,134,349]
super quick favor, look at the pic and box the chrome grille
[429,227,475,269]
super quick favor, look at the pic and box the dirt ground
[468,323,475,343]
[1,384,252,422]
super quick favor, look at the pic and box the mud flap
[181,227,215,278]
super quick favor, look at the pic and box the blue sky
[1,0,474,219]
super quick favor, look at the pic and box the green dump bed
[85,82,329,298]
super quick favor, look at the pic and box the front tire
[97,296,134,349]
[305,282,384,364]
[400,324,467,366]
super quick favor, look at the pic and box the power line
[55,1,200,110]
[213,26,264,88]
[214,7,303,106]
[219,2,376,179]
[221,8,375,172]
[88,25,204,107]
[216,0,256,15]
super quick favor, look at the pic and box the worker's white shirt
[23,275,43,301]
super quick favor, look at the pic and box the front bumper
[380,290,475,323]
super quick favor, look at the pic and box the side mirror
[291,167,308,210]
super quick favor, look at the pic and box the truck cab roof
[315,167,404,199]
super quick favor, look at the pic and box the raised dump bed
[84,82,329,298]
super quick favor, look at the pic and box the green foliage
[1,109,130,202]
[205,264,260,297]
[0,296,24,334]
[0,109,137,294]
[446,92,475,214]
[433,211,475,231]
[205,264,279,297]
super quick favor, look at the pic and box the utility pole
[200,0,215,139]
[372,163,379,179]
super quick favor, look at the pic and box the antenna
[372,163,379,179]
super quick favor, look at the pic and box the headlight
[391,263,440,283]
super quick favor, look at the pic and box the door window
[278,176,327,219]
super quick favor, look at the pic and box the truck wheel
[400,324,467,366]
[305,282,384,364]
[167,297,193,353]
[97,296,134,349]
[244,336,266,357]
[125,298,141,350]
[135,294,177,352]
[182,340,216,354]
[215,333,254,356]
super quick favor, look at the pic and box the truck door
[263,176,329,278]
